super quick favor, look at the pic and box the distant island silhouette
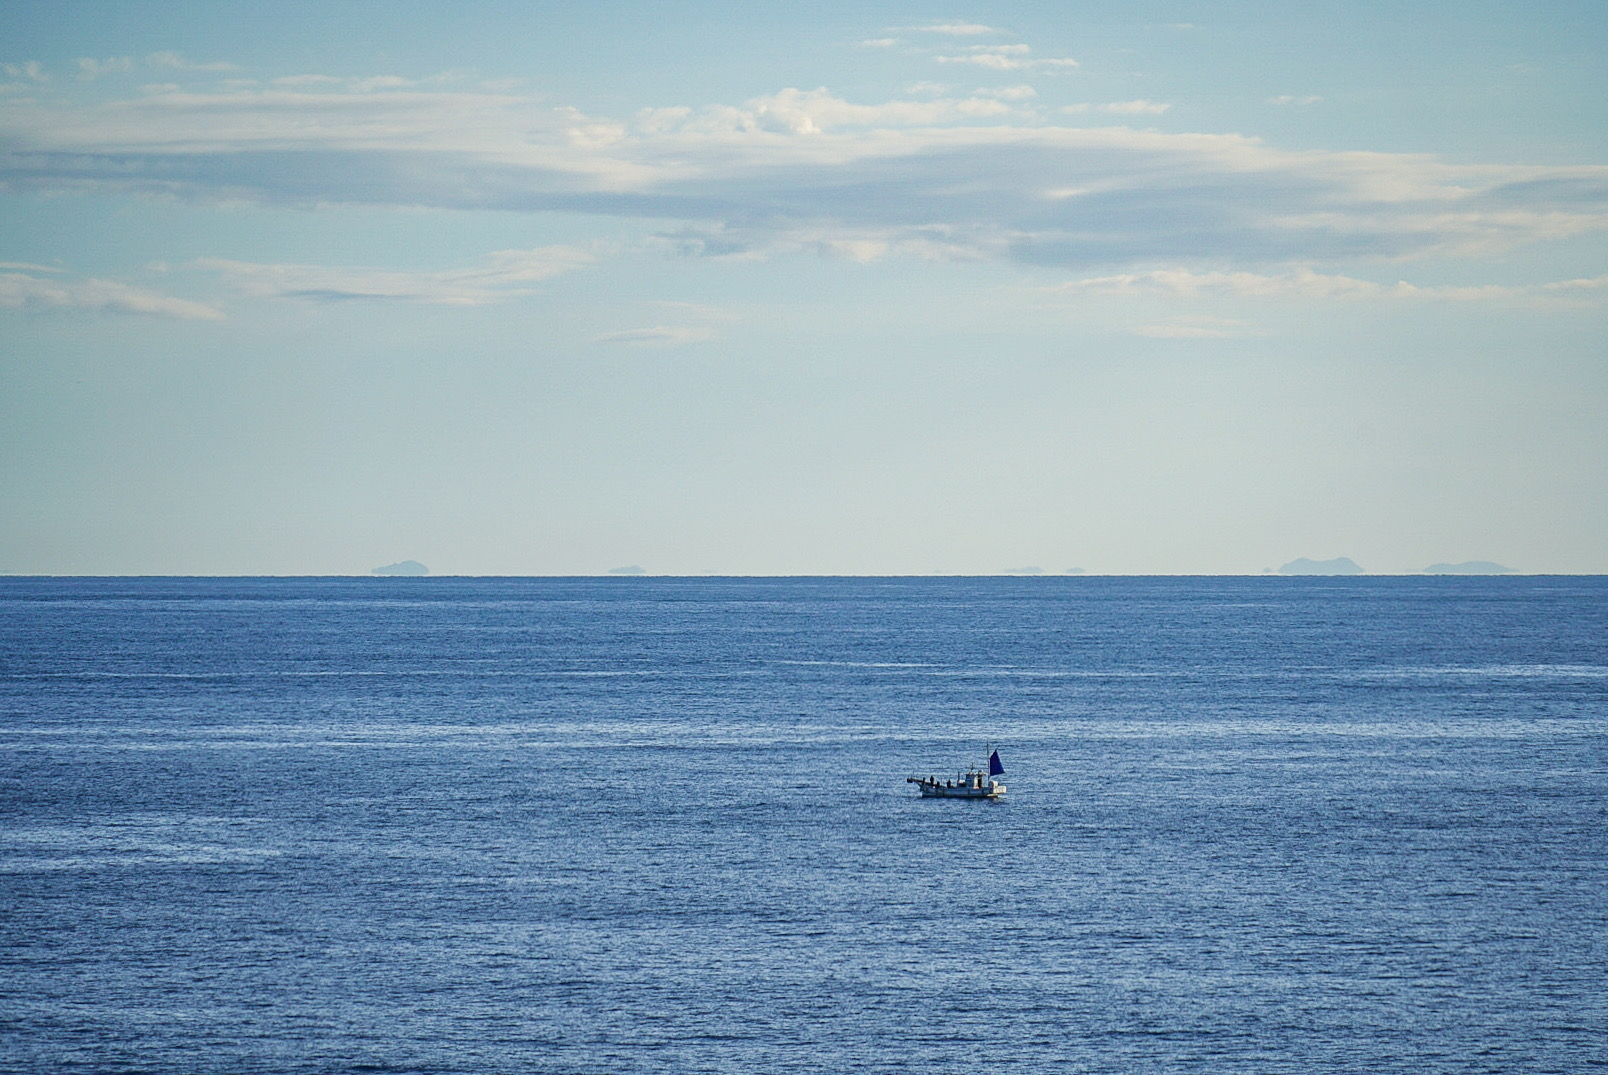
[372,560,428,576]
[1423,561,1514,575]
[1279,557,1364,576]
[608,565,645,575]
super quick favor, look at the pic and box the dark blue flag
[989,750,1004,776]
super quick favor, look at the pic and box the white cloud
[3,61,48,82]
[936,55,1014,69]
[34,85,560,155]
[1062,100,1171,115]
[821,237,889,263]
[1055,267,1608,307]
[1270,95,1322,106]
[0,270,224,319]
[977,84,1037,100]
[937,44,1025,68]
[936,44,1078,70]
[1100,99,1170,115]
[635,105,693,133]
[913,23,1001,36]
[270,74,344,87]
[860,38,901,48]
[725,86,1013,133]
[655,221,987,265]
[272,73,411,92]
[145,52,240,73]
[3,78,1605,278]
[1388,273,1608,304]
[76,57,134,81]
[1060,267,1380,298]
[594,325,715,345]
[646,87,1020,137]
[196,245,597,305]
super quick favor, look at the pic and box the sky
[2,0,1605,575]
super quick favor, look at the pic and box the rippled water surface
[2,576,1605,1073]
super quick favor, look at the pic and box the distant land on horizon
[371,561,429,576]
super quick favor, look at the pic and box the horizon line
[0,572,1594,580]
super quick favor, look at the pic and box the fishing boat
[907,747,1006,799]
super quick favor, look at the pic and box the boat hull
[909,777,1005,799]
[918,785,1004,799]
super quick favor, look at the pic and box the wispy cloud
[594,325,715,345]
[3,78,1605,281]
[1055,267,1608,307]
[910,22,1001,36]
[145,52,240,73]
[1270,95,1322,106]
[594,299,733,344]
[0,270,223,319]
[69,53,240,82]
[654,221,985,265]
[934,44,1078,70]
[1062,100,1171,115]
[1102,99,1169,114]
[196,246,596,305]
[977,84,1037,101]
[2,61,48,83]
[271,73,412,92]
[76,57,134,81]
[687,86,1015,134]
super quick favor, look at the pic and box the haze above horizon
[3,1,1605,575]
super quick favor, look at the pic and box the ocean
[1,576,1604,1073]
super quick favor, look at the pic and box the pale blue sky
[3,1,1605,574]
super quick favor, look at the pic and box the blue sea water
[1,576,1604,1074]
